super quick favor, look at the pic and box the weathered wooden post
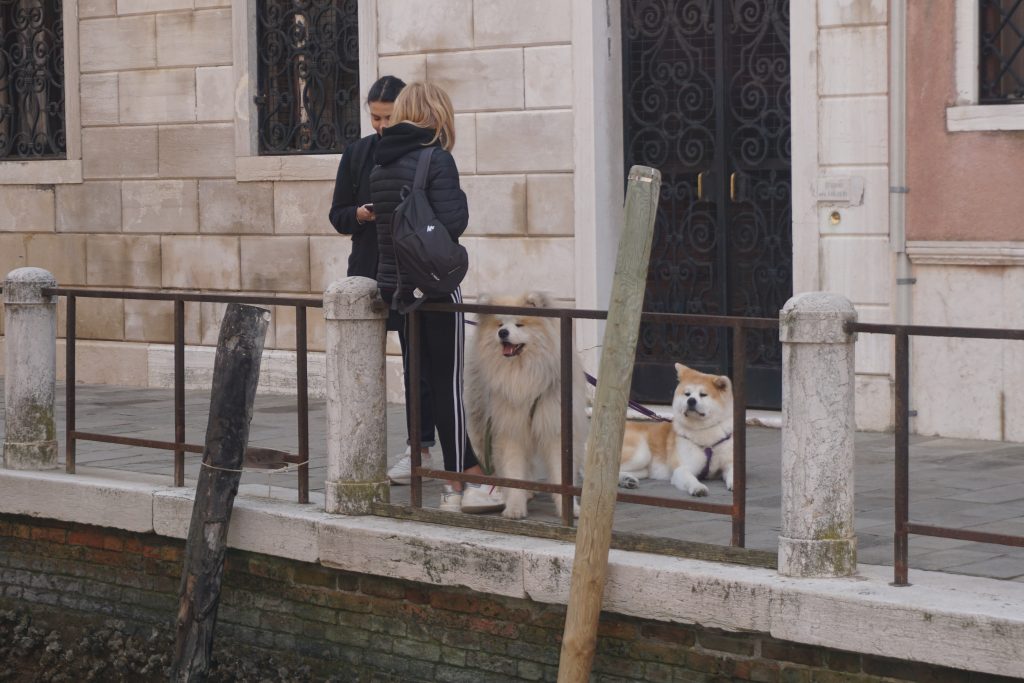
[778,292,858,577]
[3,267,58,470]
[558,166,660,681]
[323,276,390,514]
[171,303,270,682]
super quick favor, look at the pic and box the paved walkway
[2,380,1023,582]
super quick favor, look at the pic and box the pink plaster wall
[907,2,1024,241]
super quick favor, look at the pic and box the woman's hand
[356,204,376,223]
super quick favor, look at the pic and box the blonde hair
[390,82,456,151]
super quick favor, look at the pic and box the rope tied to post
[200,457,310,498]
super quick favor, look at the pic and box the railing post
[323,276,389,514]
[778,292,858,577]
[3,268,58,470]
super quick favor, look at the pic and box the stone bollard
[323,276,390,514]
[778,292,858,577]
[3,268,58,470]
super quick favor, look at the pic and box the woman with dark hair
[329,75,406,279]
[329,75,437,481]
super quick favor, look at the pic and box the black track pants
[401,287,478,473]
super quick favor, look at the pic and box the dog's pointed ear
[714,375,732,391]
[525,291,553,308]
[477,293,492,307]
[674,362,690,376]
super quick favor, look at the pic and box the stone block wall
[0,513,1015,683]
[0,0,324,361]
[375,0,577,303]
[803,0,895,432]
[0,0,578,397]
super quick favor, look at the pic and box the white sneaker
[388,447,431,485]
[460,483,505,514]
[439,485,463,512]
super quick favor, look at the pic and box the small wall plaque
[816,176,865,205]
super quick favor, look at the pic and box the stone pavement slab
[1,380,1023,582]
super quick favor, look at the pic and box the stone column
[778,292,858,577]
[323,276,390,514]
[3,268,58,470]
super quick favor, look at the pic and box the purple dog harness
[697,433,733,481]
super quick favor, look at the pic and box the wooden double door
[622,0,793,408]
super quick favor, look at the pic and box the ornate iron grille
[623,0,791,408]
[255,0,360,155]
[0,0,66,160]
[724,1,791,386]
[624,1,724,378]
[980,0,1024,103]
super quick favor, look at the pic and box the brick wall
[0,514,1014,682]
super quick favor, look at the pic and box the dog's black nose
[687,396,697,408]
[498,328,510,340]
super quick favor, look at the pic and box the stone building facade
[1,0,1023,440]
[0,0,580,402]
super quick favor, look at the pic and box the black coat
[328,133,379,279]
[370,123,468,303]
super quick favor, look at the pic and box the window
[254,0,360,155]
[0,0,66,160]
[949,0,1024,131]
[979,0,1024,103]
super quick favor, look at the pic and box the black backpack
[391,147,469,313]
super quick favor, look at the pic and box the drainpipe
[890,0,913,429]
[891,0,912,326]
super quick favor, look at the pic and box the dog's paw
[502,492,529,520]
[671,470,707,496]
[618,473,640,489]
[725,478,734,491]
[688,483,709,497]
[502,501,529,520]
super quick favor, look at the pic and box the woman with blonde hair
[327,76,438,480]
[370,82,503,514]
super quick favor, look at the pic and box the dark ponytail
[367,76,406,105]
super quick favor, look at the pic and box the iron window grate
[980,0,1024,104]
[0,0,66,160]
[255,0,360,155]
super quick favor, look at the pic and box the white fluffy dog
[465,291,589,520]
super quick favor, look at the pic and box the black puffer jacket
[328,133,379,279]
[370,122,468,304]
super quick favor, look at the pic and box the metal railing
[10,282,1024,574]
[847,321,1024,585]
[43,287,321,504]
[400,300,779,558]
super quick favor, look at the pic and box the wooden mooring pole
[171,303,270,682]
[557,165,660,682]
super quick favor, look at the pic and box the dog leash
[697,433,732,480]
[463,319,670,423]
[593,373,670,422]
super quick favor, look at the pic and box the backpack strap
[392,147,436,313]
[397,296,428,315]
[413,146,434,191]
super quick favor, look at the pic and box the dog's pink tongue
[502,343,517,357]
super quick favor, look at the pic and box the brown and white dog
[618,363,733,496]
[465,291,589,519]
